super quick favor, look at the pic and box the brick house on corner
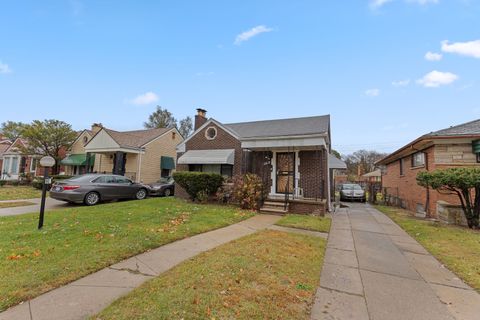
[176,109,344,214]
[377,119,480,218]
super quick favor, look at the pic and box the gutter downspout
[137,153,142,183]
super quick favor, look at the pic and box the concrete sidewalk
[0,198,70,217]
[311,203,480,320]
[0,214,281,320]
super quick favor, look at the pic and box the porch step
[259,207,288,215]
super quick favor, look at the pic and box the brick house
[83,124,182,184]
[0,138,43,180]
[377,119,480,217]
[176,109,338,214]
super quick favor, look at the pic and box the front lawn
[95,230,326,320]
[0,201,35,209]
[0,197,253,311]
[375,205,480,291]
[0,186,41,201]
[276,214,331,233]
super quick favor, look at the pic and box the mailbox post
[38,156,55,230]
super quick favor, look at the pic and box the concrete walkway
[0,214,281,320]
[311,203,480,320]
[0,198,70,217]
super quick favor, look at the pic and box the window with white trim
[411,152,426,168]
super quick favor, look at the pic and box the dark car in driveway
[49,174,149,206]
[147,177,175,197]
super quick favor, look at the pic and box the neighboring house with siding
[84,124,182,183]
[61,128,96,176]
[176,109,336,214]
[377,119,480,217]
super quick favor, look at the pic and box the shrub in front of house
[0,180,6,187]
[173,171,224,201]
[232,173,266,210]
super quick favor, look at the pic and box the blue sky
[1,0,479,155]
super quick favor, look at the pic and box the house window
[220,164,233,178]
[477,153,480,163]
[30,158,38,172]
[205,127,217,140]
[172,132,176,140]
[399,158,404,176]
[189,164,203,172]
[83,136,88,144]
[161,169,171,177]
[412,152,426,168]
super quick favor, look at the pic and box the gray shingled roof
[104,127,171,149]
[224,115,330,139]
[426,118,480,137]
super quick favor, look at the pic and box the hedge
[173,171,224,201]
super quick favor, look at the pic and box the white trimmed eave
[84,147,145,154]
[241,134,327,150]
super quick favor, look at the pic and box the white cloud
[392,79,410,87]
[370,0,438,9]
[234,25,273,45]
[130,92,159,105]
[441,40,480,58]
[0,61,12,74]
[407,0,438,4]
[365,88,380,97]
[370,0,394,9]
[424,51,442,61]
[417,70,458,88]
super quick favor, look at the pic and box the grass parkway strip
[0,197,253,311]
[94,230,327,320]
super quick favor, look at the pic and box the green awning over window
[61,154,94,166]
[473,140,480,154]
[161,156,175,170]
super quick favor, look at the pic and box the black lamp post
[38,156,55,230]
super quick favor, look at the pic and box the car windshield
[67,175,97,182]
[343,184,363,191]
[158,177,173,184]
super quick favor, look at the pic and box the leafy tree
[343,149,387,177]
[417,168,480,229]
[178,116,193,138]
[144,106,177,129]
[331,149,342,159]
[21,120,78,174]
[0,121,26,141]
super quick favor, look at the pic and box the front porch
[90,151,142,182]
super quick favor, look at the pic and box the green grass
[0,197,254,311]
[375,205,480,292]
[0,186,41,200]
[95,230,326,320]
[0,201,35,209]
[276,214,331,233]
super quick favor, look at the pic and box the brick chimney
[194,108,207,131]
[91,123,103,134]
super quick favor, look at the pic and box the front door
[276,152,295,194]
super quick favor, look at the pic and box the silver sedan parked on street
[50,174,149,206]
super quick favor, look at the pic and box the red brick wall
[299,150,327,199]
[184,123,244,176]
[382,146,467,217]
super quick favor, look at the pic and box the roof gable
[84,129,120,150]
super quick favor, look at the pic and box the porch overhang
[240,134,327,150]
[178,149,235,165]
[84,147,145,154]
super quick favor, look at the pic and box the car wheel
[136,188,147,200]
[84,192,100,206]
[163,188,171,197]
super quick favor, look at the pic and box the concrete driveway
[311,202,480,320]
[0,197,71,217]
